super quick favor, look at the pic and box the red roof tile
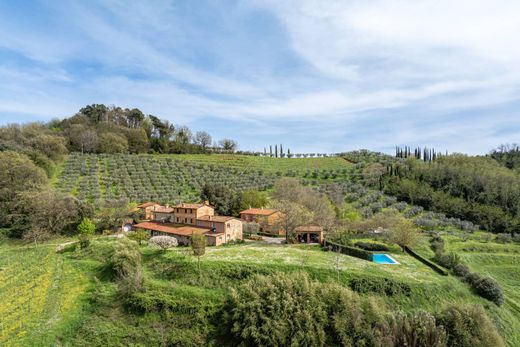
[240,208,278,216]
[133,222,223,236]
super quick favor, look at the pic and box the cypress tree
[275,145,278,158]
[280,144,283,157]
[287,148,291,158]
[270,145,273,157]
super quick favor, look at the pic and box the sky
[1,0,519,154]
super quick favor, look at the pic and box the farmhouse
[153,205,175,222]
[136,202,161,220]
[133,201,242,246]
[172,202,214,225]
[240,208,284,235]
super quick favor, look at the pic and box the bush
[128,230,150,245]
[354,241,389,252]
[148,235,178,250]
[380,311,447,347]
[453,263,470,278]
[472,276,504,306]
[221,272,387,347]
[434,252,460,269]
[436,304,505,347]
[349,276,411,296]
[106,238,144,298]
[495,233,511,243]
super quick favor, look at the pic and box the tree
[243,222,260,236]
[79,129,99,154]
[200,183,241,216]
[389,218,420,251]
[191,233,206,274]
[362,163,386,188]
[96,199,131,232]
[78,217,96,248]
[125,128,149,153]
[13,189,87,240]
[98,133,129,153]
[271,200,313,243]
[239,190,268,211]
[148,235,178,251]
[219,138,237,152]
[194,131,212,149]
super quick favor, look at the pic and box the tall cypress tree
[270,145,273,157]
[275,145,278,158]
[280,144,283,158]
[287,148,291,158]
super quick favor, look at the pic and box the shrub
[379,311,447,347]
[472,276,504,306]
[453,263,470,278]
[148,235,178,250]
[222,272,388,347]
[349,276,411,296]
[354,241,389,252]
[127,230,150,245]
[436,304,505,347]
[495,233,511,243]
[106,238,144,298]
[434,252,460,269]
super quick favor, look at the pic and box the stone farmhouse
[239,208,284,235]
[134,201,243,246]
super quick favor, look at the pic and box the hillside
[1,236,518,346]
[54,153,352,202]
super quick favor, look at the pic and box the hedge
[404,246,449,276]
[323,240,373,261]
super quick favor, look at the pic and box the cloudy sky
[1,0,519,154]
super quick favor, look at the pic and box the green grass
[0,241,94,346]
[2,236,518,346]
[441,235,520,346]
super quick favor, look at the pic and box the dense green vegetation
[1,237,516,346]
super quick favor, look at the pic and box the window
[176,217,179,222]
[190,218,193,224]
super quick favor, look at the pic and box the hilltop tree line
[0,104,243,178]
[395,146,447,162]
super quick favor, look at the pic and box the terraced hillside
[55,154,353,202]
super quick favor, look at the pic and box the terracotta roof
[137,202,159,209]
[197,215,237,223]
[133,222,223,236]
[295,225,323,232]
[240,208,278,216]
[174,202,213,209]
[154,207,174,213]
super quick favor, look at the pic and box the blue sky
[1,0,519,154]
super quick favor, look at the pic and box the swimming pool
[372,254,399,264]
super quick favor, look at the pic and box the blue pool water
[373,254,399,264]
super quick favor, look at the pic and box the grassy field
[1,236,518,346]
[443,235,520,346]
[0,241,92,346]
